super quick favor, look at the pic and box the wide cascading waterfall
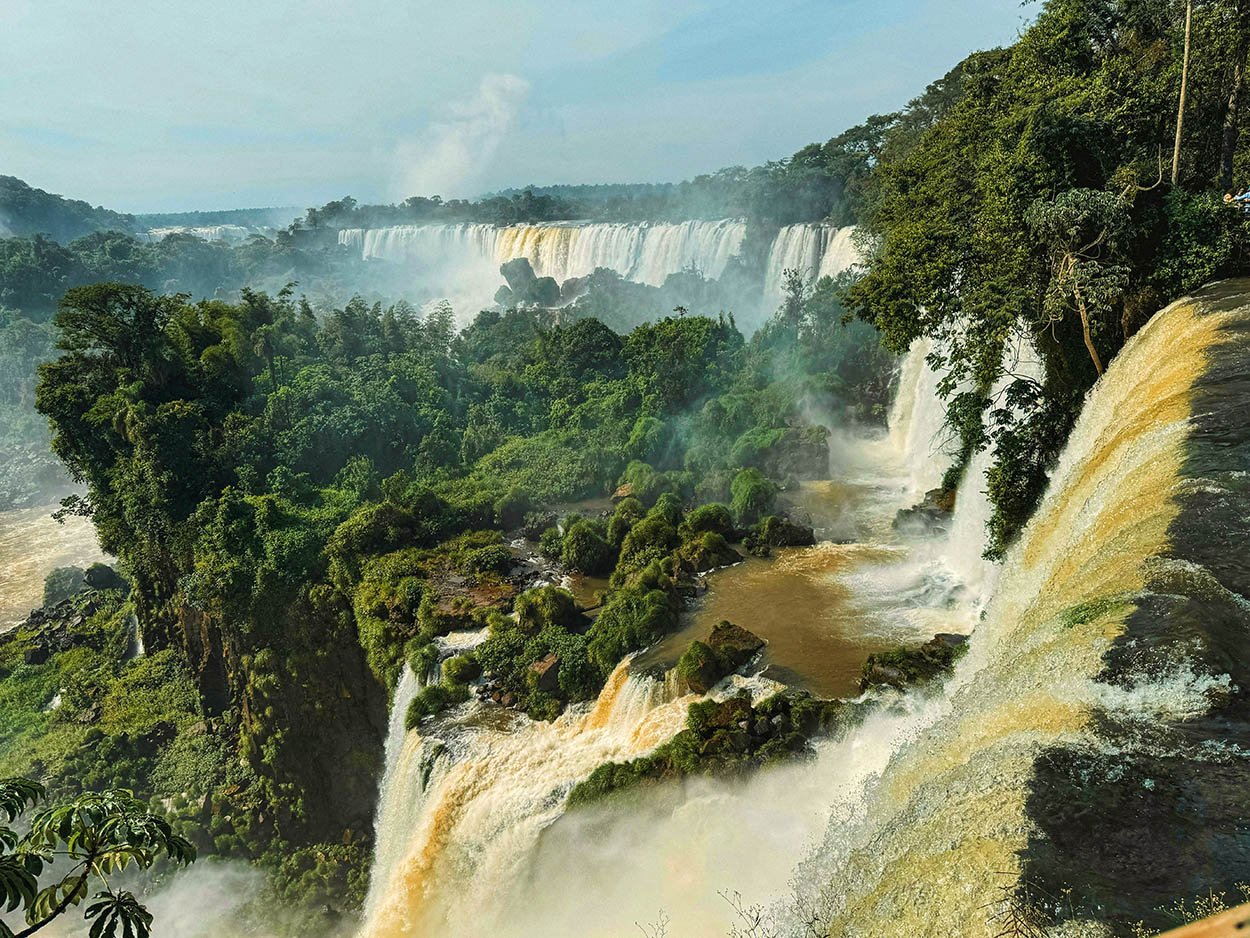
[338,220,747,287]
[337,220,855,321]
[792,281,1250,935]
[359,661,698,938]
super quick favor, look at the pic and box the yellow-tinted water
[0,503,107,630]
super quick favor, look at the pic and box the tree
[0,779,195,938]
[1027,189,1133,377]
[1218,0,1250,189]
[1173,0,1195,185]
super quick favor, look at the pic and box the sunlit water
[0,503,107,631]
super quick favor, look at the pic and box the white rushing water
[338,220,858,322]
[761,224,860,312]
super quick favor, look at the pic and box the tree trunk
[1220,10,1249,191]
[1072,283,1105,377]
[1173,0,1194,186]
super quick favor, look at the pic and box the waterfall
[874,337,954,502]
[359,661,697,938]
[360,284,1250,935]
[364,666,425,924]
[940,333,1047,599]
[337,220,854,322]
[761,224,860,314]
[338,220,747,287]
[791,286,1250,934]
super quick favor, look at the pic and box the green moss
[561,520,616,575]
[569,692,857,808]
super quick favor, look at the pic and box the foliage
[560,520,616,575]
[844,0,1250,551]
[0,779,194,938]
[730,469,777,527]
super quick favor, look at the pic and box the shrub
[586,581,678,676]
[614,515,678,585]
[678,503,734,540]
[514,586,581,635]
[494,486,532,529]
[538,526,564,560]
[674,531,740,573]
[615,460,676,507]
[730,468,777,526]
[648,492,683,527]
[607,497,645,548]
[464,544,513,576]
[442,654,482,686]
[405,683,470,728]
[561,521,615,575]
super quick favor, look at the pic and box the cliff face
[232,587,389,845]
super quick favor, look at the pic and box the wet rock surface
[893,486,957,535]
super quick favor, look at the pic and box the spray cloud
[393,73,530,200]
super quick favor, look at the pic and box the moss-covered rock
[858,633,969,692]
[674,621,764,693]
[674,531,741,574]
[568,690,860,808]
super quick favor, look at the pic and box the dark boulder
[674,621,765,693]
[529,653,561,695]
[859,632,969,692]
[500,257,538,295]
[894,487,957,535]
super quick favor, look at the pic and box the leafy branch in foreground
[0,779,195,938]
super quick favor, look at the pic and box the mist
[393,74,531,201]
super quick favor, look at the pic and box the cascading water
[337,220,856,322]
[359,661,698,938]
[939,332,1047,600]
[338,220,747,287]
[790,284,1250,935]
[761,224,860,313]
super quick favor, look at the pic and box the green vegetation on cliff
[843,0,1250,555]
[21,271,881,920]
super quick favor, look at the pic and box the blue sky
[0,1,1031,213]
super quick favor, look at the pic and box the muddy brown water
[635,481,970,700]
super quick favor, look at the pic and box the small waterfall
[879,338,954,501]
[761,223,860,313]
[941,333,1046,599]
[364,666,428,925]
[359,661,696,938]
